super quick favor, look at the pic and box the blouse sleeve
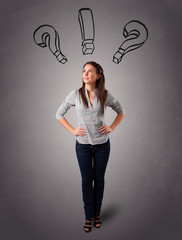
[55,90,76,120]
[106,90,125,115]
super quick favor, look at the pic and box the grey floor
[1,159,181,240]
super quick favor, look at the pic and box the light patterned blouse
[56,88,124,145]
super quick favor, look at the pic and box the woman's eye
[83,69,94,73]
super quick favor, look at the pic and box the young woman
[56,61,125,232]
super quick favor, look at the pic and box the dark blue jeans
[75,138,110,220]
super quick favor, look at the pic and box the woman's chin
[83,80,90,84]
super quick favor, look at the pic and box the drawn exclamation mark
[78,8,95,55]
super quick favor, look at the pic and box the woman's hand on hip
[72,127,87,136]
[99,125,113,134]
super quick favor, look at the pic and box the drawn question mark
[78,8,95,55]
[33,24,68,64]
[113,20,148,64]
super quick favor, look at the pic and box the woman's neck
[85,84,96,93]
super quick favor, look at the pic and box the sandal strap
[84,225,92,229]
[94,220,101,223]
[85,220,92,226]
[85,223,92,226]
[85,220,92,223]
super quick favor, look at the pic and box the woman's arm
[110,113,125,131]
[99,113,125,134]
[56,90,86,136]
[57,118,86,136]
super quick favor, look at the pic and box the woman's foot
[93,216,102,228]
[84,218,93,233]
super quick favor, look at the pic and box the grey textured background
[1,0,182,239]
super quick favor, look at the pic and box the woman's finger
[78,127,86,130]
[99,126,107,131]
[78,127,87,132]
[100,128,108,134]
[77,129,87,135]
[78,130,86,133]
[99,125,106,130]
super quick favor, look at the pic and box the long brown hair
[79,61,107,114]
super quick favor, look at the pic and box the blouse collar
[84,87,98,105]
[84,87,98,95]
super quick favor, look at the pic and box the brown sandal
[93,216,102,228]
[84,219,93,233]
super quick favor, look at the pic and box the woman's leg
[75,140,94,220]
[93,139,110,218]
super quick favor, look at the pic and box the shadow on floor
[101,204,121,222]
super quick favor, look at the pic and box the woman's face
[82,64,100,85]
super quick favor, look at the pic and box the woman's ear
[97,74,101,80]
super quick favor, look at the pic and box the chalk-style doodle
[113,20,148,64]
[78,8,95,55]
[33,24,68,64]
